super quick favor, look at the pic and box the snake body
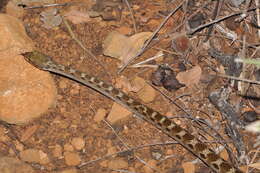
[22,51,243,173]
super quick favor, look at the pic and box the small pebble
[64,152,81,166]
[64,143,74,152]
[94,108,107,122]
[71,137,85,151]
[20,149,50,164]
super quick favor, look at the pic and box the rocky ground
[0,0,259,173]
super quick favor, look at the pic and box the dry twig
[63,18,112,79]
[187,6,260,35]
[123,0,137,33]
[118,2,184,73]
[102,120,160,172]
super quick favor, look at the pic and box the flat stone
[20,149,50,164]
[71,137,85,151]
[64,152,81,166]
[64,144,74,152]
[93,108,107,122]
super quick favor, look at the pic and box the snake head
[22,51,53,70]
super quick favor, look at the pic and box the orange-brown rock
[71,137,85,151]
[93,108,107,122]
[20,149,50,164]
[0,14,34,56]
[6,1,25,18]
[64,152,81,166]
[0,55,57,124]
[0,14,56,124]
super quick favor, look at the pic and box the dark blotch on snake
[212,163,220,170]
[195,143,207,152]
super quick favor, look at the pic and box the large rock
[0,14,57,124]
[0,14,34,56]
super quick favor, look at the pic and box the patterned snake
[22,51,243,173]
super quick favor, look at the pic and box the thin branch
[63,17,112,79]
[204,0,223,42]
[187,6,260,35]
[102,120,160,172]
[123,0,137,33]
[255,0,260,38]
[22,2,71,9]
[235,0,252,22]
[118,2,183,73]
[78,141,178,168]
[217,73,260,85]
[131,52,164,67]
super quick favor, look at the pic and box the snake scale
[22,51,243,173]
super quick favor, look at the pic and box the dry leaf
[131,76,146,92]
[103,31,152,66]
[182,162,195,173]
[121,32,152,65]
[176,66,202,87]
[103,31,130,59]
[64,10,91,24]
[107,103,131,124]
[133,77,156,103]
[115,76,139,93]
[115,76,156,103]
[172,35,190,52]
[248,162,260,170]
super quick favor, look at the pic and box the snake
[22,51,243,173]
